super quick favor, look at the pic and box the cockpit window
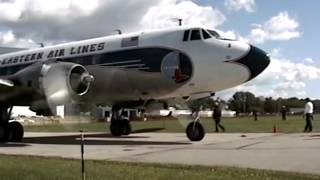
[190,29,201,41]
[183,28,221,41]
[121,36,139,47]
[202,29,211,39]
[207,30,220,39]
[183,30,190,41]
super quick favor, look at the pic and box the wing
[0,47,27,92]
[0,78,14,93]
[0,78,14,87]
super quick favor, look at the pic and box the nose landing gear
[185,112,205,141]
[186,122,205,141]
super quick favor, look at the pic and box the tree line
[187,91,320,114]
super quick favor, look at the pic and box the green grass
[0,155,319,180]
[24,115,320,133]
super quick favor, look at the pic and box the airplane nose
[234,45,270,81]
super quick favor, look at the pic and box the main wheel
[110,120,124,136]
[8,121,24,142]
[186,122,205,141]
[122,120,131,135]
[0,124,9,143]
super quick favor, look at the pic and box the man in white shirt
[304,98,314,132]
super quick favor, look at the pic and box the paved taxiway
[1,132,320,175]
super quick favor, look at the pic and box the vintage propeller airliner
[0,26,270,142]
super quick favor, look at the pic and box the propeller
[40,62,95,129]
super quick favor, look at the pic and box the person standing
[281,106,287,120]
[304,98,314,132]
[253,110,258,121]
[213,103,225,132]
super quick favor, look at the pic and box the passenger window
[183,30,190,41]
[190,30,201,41]
[202,29,211,39]
[121,36,139,47]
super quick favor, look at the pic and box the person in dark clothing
[253,110,258,121]
[213,104,225,132]
[281,106,287,120]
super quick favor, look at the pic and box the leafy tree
[187,97,216,112]
[229,91,256,113]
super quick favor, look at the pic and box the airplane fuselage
[0,27,270,106]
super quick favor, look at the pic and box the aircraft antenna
[171,18,183,26]
[38,43,45,47]
[114,29,122,35]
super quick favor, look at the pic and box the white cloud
[217,53,320,100]
[225,0,256,13]
[0,0,101,21]
[0,0,226,47]
[0,31,15,44]
[303,58,314,64]
[0,1,24,22]
[244,11,301,44]
[0,30,38,48]
[0,0,162,44]
[216,30,237,39]
[141,0,226,29]
[270,48,281,57]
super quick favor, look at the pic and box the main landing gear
[110,119,131,136]
[186,111,205,141]
[0,106,24,143]
[110,108,131,137]
[108,105,205,141]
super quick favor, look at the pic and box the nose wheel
[186,121,205,141]
[185,111,205,141]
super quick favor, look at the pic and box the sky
[0,0,319,100]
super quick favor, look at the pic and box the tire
[186,122,205,141]
[110,120,124,136]
[0,124,9,143]
[123,120,131,135]
[8,121,24,142]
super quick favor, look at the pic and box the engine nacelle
[40,62,94,105]
[11,61,94,106]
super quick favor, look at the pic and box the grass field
[5,116,320,180]
[0,155,319,180]
[24,115,320,133]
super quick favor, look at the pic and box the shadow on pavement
[0,143,30,147]
[131,128,165,134]
[21,133,190,146]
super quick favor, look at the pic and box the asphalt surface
[1,132,320,175]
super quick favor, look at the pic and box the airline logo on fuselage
[0,42,105,66]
